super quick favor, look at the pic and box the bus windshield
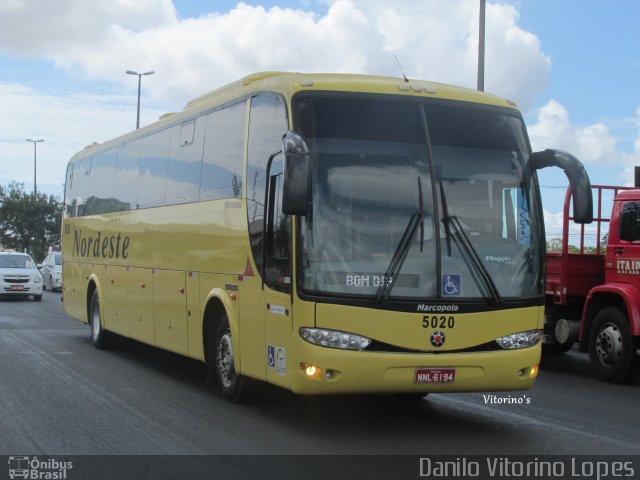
[294,95,543,302]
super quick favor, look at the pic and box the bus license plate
[415,368,455,384]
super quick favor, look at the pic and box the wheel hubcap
[216,332,235,388]
[595,323,623,366]
[91,303,101,340]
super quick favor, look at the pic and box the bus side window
[138,129,170,208]
[247,94,288,277]
[64,163,76,217]
[166,116,205,205]
[77,157,95,216]
[264,155,290,293]
[93,149,117,214]
[200,101,245,201]
[115,139,141,211]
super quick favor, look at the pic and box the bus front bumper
[288,342,540,395]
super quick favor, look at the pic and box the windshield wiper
[438,182,502,307]
[443,215,503,307]
[375,177,424,304]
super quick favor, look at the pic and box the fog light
[529,364,539,379]
[300,363,321,378]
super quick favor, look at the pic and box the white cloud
[7,0,637,202]
[0,83,166,194]
[0,0,176,55]
[528,100,640,168]
[0,0,551,109]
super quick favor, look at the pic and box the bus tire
[209,314,245,402]
[89,290,111,349]
[588,307,640,383]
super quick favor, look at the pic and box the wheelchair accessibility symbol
[442,274,461,296]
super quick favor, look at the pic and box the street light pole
[26,138,44,196]
[477,0,486,91]
[126,70,155,129]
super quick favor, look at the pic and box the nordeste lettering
[72,229,130,260]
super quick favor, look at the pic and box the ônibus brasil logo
[8,456,73,479]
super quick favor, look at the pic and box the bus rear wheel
[208,315,245,402]
[89,290,112,349]
[588,307,639,383]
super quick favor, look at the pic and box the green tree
[0,181,63,261]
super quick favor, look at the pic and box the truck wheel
[543,318,575,354]
[588,307,639,383]
[208,315,245,402]
[89,290,112,349]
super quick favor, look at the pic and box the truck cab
[545,185,640,383]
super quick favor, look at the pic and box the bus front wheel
[208,315,245,402]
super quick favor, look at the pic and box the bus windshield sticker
[276,347,286,375]
[441,274,461,296]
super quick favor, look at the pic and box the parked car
[41,251,63,292]
[0,251,43,301]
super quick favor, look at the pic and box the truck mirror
[282,131,311,216]
[530,149,593,224]
[619,203,640,242]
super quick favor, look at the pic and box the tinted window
[247,95,288,275]
[138,130,170,208]
[264,155,290,292]
[166,117,205,205]
[92,149,117,214]
[114,140,141,211]
[77,157,94,216]
[64,163,77,217]
[200,101,245,201]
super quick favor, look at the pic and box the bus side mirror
[619,203,640,242]
[282,131,311,216]
[530,149,593,224]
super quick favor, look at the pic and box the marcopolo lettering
[417,304,459,313]
[73,229,130,260]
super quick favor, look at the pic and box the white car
[0,252,43,301]
[41,251,63,292]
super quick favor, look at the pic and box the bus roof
[69,71,518,163]
[186,71,517,111]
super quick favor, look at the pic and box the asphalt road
[1,291,639,464]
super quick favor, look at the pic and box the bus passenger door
[262,156,293,387]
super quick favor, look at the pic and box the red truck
[544,176,640,383]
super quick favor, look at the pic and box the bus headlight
[300,328,372,350]
[496,330,542,350]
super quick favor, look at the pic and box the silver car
[41,251,63,292]
[0,252,43,301]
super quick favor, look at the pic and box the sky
[1,0,639,240]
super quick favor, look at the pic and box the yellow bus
[62,72,592,401]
